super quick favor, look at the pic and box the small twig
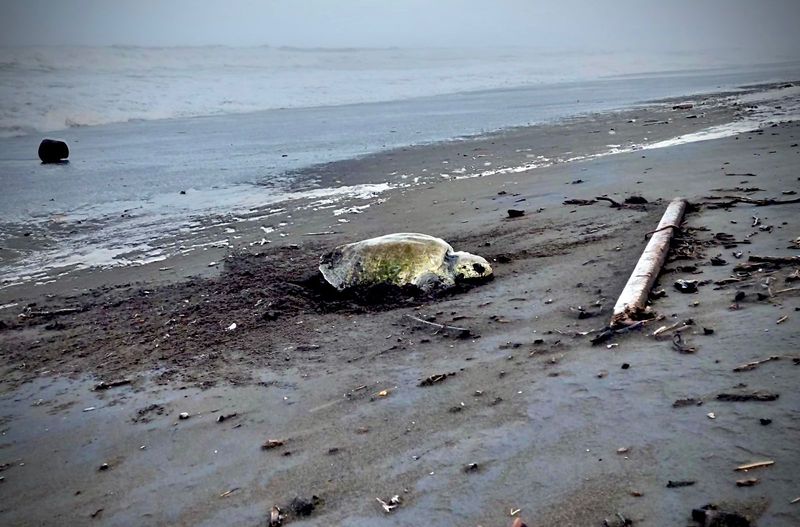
[219,487,240,498]
[404,314,469,335]
[672,333,695,353]
[595,196,624,208]
[644,224,681,239]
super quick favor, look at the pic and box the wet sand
[1,89,799,526]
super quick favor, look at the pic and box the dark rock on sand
[507,209,525,218]
[691,504,751,527]
[38,139,69,163]
[290,496,319,516]
[624,195,648,204]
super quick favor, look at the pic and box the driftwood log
[611,197,688,327]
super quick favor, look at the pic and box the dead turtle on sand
[319,233,492,293]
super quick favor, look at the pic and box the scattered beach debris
[672,397,703,408]
[262,439,286,450]
[672,103,693,110]
[319,233,492,293]
[178,412,190,420]
[674,279,699,293]
[716,391,778,402]
[707,412,716,419]
[216,413,238,423]
[672,333,696,353]
[710,255,727,266]
[735,478,759,487]
[376,494,402,513]
[624,195,648,205]
[702,195,800,207]
[418,372,457,386]
[132,403,165,424]
[653,318,693,337]
[667,480,696,488]
[38,138,69,163]
[733,356,781,372]
[219,487,240,498]
[98,463,110,471]
[603,512,633,527]
[563,198,596,206]
[760,418,772,426]
[93,378,132,391]
[404,314,471,338]
[507,209,525,218]
[463,462,480,473]
[226,322,237,331]
[268,505,283,526]
[734,460,774,471]
[290,496,319,516]
[691,504,751,527]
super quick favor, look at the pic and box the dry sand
[1,88,799,526]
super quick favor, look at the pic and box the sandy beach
[1,83,799,526]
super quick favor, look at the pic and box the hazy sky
[1,0,799,57]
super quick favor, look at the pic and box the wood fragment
[595,196,624,208]
[749,255,800,265]
[563,198,597,206]
[717,391,779,402]
[777,315,788,324]
[219,487,240,498]
[733,356,781,372]
[93,378,132,391]
[262,439,286,450]
[735,460,774,471]
[736,478,759,487]
[702,195,800,207]
[611,198,688,327]
[419,372,456,386]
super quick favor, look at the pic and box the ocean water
[1,46,799,287]
[0,46,792,138]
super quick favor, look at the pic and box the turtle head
[452,251,493,282]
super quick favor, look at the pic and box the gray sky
[1,0,799,58]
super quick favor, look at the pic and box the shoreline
[1,80,799,302]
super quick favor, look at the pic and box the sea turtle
[319,233,492,293]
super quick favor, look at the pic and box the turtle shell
[319,233,490,292]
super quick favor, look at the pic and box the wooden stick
[735,460,774,471]
[611,198,688,327]
[403,314,469,334]
[733,356,781,372]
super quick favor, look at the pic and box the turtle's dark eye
[472,263,485,274]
